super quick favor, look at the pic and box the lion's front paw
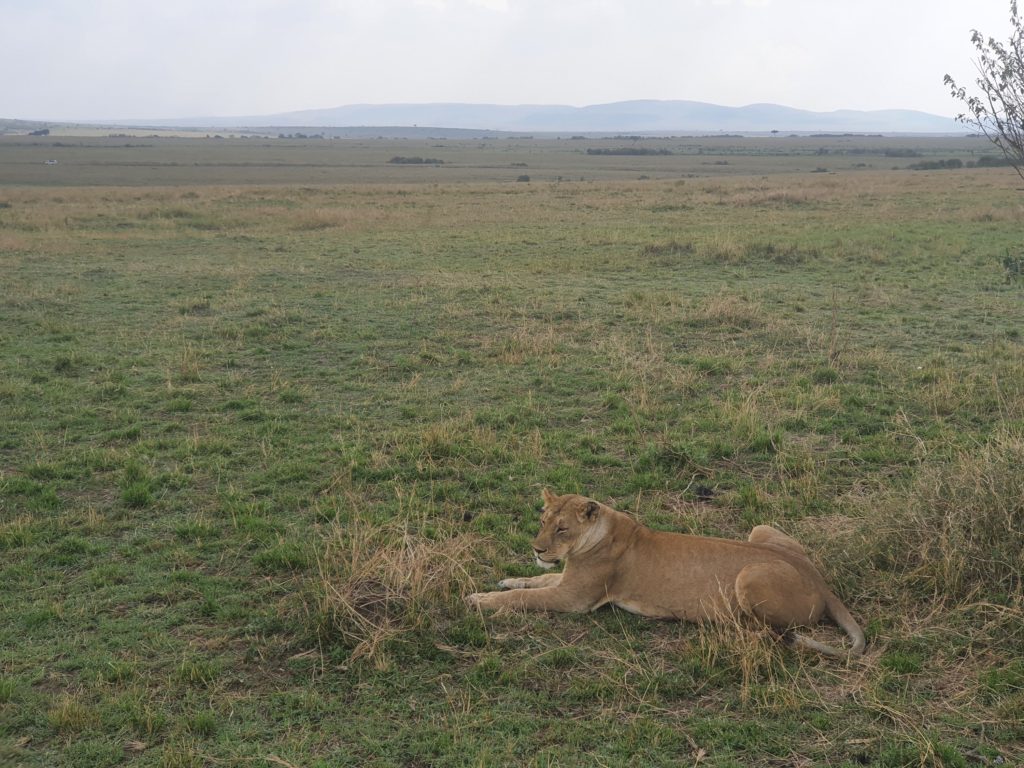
[498,578,530,590]
[466,592,499,610]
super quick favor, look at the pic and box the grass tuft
[183,710,218,738]
[313,514,485,666]
[687,291,764,330]
[853,429,1024,602]
[47,694,100,735]
[254,539,310,573]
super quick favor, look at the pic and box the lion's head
[531,489,602,569]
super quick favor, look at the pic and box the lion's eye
[556,526,568,534]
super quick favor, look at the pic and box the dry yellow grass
[315,514,486,667]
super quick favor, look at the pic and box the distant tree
[945,1,1024,181]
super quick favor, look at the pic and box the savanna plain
[1,135,1023,767]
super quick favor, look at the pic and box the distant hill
[115,100,961,135]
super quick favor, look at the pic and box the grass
[0,132,1004,185]
[1,141,1023,766]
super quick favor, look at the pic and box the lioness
[467,489,865,657]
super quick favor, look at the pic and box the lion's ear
[542,488,556,505]
[578,501,599,522]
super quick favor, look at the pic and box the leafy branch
[945,0,1024,183]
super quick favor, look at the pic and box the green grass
[1,144,1023,766]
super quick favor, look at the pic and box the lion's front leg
[466,585,595,613]
[498,572,563,590]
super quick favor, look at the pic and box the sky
[0,0,1015,122]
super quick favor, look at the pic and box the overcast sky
[0,0,1014,122]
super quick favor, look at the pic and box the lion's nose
[532,546,546,555]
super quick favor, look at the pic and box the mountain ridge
[107,99,961,134]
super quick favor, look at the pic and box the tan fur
[467,489,865,658]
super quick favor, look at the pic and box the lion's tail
[787,593,866,659]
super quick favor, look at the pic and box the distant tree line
[907,159,963,170]
[906,155,1016,170]
[974,154,1016,167]
[388,156,444,165]
[586,147,673,156]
